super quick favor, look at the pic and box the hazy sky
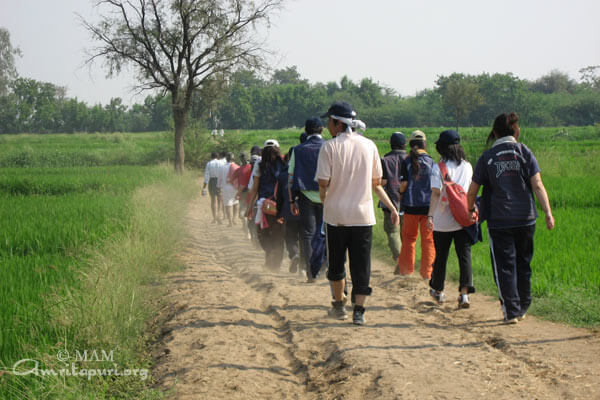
[1,0,599,105]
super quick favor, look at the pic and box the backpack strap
[438,161,451,183]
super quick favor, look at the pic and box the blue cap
[320,101,355,119]
[390,132,406,148]
[305,117,323,134]
[436,129,460,145]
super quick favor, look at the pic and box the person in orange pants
[397,131,435,279]
[398,214,435,278]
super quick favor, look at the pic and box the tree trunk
[455,109,459,132]
[173,108,186,174]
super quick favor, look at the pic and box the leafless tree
[83,0,283,173]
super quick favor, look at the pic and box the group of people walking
[204,102,555,326]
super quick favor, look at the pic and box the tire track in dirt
[153,193,600,399]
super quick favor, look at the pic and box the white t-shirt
[315,131,382,226]
[430,159,473,232]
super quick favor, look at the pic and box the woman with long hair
[467,113,554,324]
[397,130,436,279]
[248,140,287,271]
[427,130,475,307]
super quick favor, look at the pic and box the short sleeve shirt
[315,131,382,226]
[472,136,540,228]
[430,159,473,232]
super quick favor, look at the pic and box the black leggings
[429,229,475,293]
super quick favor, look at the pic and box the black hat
[305,117,323,134]
[436,129,460,145]
[250,145,261,155]
[320,101,355,119]
[390,132,406,148]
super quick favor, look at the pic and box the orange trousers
[397,214,435,279]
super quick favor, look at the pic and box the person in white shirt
[203,151,222,223]
[316,101,399,325]
[426,130,475,308]
[218,152,240,227]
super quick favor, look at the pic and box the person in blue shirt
[288,118,327,281]
[467,112,554,324]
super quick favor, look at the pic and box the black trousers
[284,219,301,261]
[257,215,285,270]
[298,193,325,275]
[488,225,536,320]
[430,229,475,293]
[326,224,373,297]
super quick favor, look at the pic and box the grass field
[235,125,600,327]
[0,132,196,399]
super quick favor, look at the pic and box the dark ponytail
[409,139,426,177]
[487,112,520,147]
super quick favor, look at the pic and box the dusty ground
[152,194,600,400]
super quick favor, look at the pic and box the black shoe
[352,306,366,325]
[328,301,348,320]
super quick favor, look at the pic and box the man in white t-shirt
[315,101,399,325]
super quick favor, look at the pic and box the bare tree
[83,0,283,173]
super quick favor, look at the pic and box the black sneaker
[328,301,348,320]
[352,306,366,325]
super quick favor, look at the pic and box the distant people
[218,152,239,227]
[244,145,262,243]
[467,112,554,324]
[397,130,435,279]
[316,101,400,325]
[233,152,250,227]
[427,130,475,307]
[203,151,222,223]
[289,117,326,281]
[248,140,286,270]
[379,132,408,268]
[216,151,227,221]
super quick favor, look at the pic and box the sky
[1,0,599,106]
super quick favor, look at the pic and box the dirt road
[152,194,599,399]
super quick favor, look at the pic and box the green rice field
[0,132,195,399]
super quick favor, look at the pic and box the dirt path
[152,194,600,400]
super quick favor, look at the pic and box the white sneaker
[429,288,446,304]
[458,294,470,309]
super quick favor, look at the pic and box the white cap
[263,139,279,148]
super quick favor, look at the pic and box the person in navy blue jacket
[248,140,287,271]
[467,112,554,324]
[288,118,327,281]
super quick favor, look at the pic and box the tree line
[0,77,172,134]
[210,66,600,130]
[1,66,598,134]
